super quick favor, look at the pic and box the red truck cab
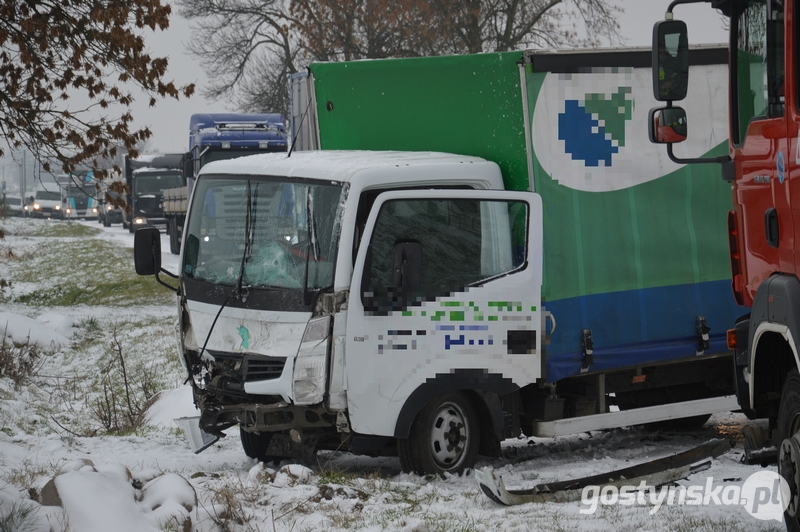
[649,0,800,531]
[651,1,800,528]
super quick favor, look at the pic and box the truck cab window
[733,0,784,143]
[183,177,343,290]
[361,198,527,313]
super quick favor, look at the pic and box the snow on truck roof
[198,150,501,185]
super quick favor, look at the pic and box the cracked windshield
[182,177,344,289]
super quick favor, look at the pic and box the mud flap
[476,438,730,506]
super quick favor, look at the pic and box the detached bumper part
[175,416,220,454]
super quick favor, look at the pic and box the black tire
[128,220,135,233]
[239,427,283,463]
[777,372,800,531]
[398,392,479,476]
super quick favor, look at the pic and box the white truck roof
[198,150,506,190]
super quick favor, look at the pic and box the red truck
[650,0,800,527]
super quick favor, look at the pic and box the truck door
[344,189,543,437]
[730,0,792,302]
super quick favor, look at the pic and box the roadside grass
[0,220,173,306]
[0,218,183,439]
[18,221,100,239]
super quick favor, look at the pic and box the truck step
[530,395,740,437]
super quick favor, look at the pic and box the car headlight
[33,203,40,210]
[92,208,98,213]
[106,205,113,211]
[54,205,61,210]
[134,217,146,225]
[292,316,330,406]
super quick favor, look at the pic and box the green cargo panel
[309,48,741,382]
[311,52,530,191]
[523,52,740,380]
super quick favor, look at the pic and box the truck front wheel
[398,392,479,476]
[777,371,800,530]
[240,428,281,464]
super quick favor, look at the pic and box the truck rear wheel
[398,392,479,476]
[777,372,800,531]
[239,428,283,464]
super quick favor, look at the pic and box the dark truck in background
[123,153,185,234]
[163,114,288,254]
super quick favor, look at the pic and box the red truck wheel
[777,371,800,530]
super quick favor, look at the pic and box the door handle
[765,207,779,248]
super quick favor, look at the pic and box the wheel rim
[780,433,800,517]
[781,411,800,517]
[428,401,471,471]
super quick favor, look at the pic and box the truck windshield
[202,149,282,167]
[35,190,60,201]
[134,173,184,195]
[182,176,344,290]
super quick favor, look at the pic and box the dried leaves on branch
[0,0,195,178]
[178,0,622,116]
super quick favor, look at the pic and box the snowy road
[0,217,786,531]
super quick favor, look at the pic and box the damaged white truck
[136,151,543,475]
[135,49,741,476]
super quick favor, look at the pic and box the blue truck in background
[162,113,288,254]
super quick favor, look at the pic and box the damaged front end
[177,293,346,457]
[171,174,348,456]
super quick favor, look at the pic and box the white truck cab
[136,150,542,475]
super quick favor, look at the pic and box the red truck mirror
[649,106,688,144]
[653,19,689,102]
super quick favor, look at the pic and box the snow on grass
[0,217,789,531]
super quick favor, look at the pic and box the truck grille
[207,351,287,382]
[245,358,286,381]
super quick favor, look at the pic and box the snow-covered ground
[0,217,786,531]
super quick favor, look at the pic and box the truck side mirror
[192,145,202,178]
[648,106,688,144]
[652,20,689,101]
[134,226,162,275]
[183,152,193,179]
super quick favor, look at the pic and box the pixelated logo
[529,66,728,193]
[557,87,633,167]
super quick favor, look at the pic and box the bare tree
[0,0,195,179]
[178,0,299,113]
[179,0,622,115]
[291,0,449,61]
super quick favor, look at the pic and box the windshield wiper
[196,180,252,372]
[235,180,253,301]
[302,187,320,305]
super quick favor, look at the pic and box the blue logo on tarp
[778,151,785,184]
[557,87,633,167]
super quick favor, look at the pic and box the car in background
[26,188,63,219]
[2,195,24,217]
[97,189,124,227]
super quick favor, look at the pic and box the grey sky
[1,1,729,192]
[137,1,728,153]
